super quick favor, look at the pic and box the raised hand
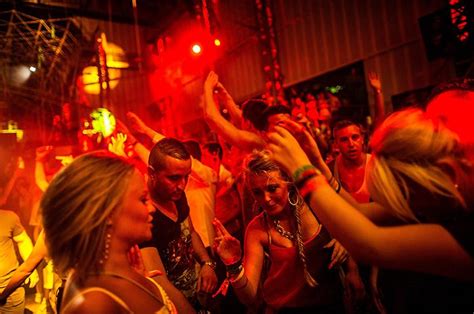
[368,71,382,91]
[213,218,242,265]
[108,133,127,157]
[276,119,323,164]
[126,112,148,134]
[267,126,312,176]
[204,71,219,94]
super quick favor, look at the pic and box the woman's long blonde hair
[41,151,135,281]
[368,108,465,222]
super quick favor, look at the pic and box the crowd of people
[0,71,473,314]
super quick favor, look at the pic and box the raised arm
[215,82,243,126]
[115,118,151,165]
[34,147,52,192]
[126,112,165,144]
[202,72,264,152]
[267,126,474,281]
[213,218,264,306]
[368,71,385,129]
[276,119,393,224]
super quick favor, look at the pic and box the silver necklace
[272,218,295,241]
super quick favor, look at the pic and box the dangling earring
[99,221,112,265]
[288,191,301,207]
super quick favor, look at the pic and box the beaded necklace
[272,218,295,241]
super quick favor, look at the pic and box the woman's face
[248,170,289,216]
[112,169,154,244]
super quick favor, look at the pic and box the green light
[326,85,343,94]
[90,108,116,137]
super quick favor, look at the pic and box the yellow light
[214,39,221,46]
[82,33,129,95]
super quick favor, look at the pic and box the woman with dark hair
[213,150,363,313]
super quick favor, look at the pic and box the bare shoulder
[62,289,126,314]
[246,213,268,244]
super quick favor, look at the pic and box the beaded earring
[99,220,113,265]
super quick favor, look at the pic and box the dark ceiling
[0,0,194,29]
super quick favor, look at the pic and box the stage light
[192,44,202,55]
[214,39,221,46]
[90,108,116,138]
[10,65,31,86]
[29,66,36,72]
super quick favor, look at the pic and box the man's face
[149,155,192,202]
[334,125,364,161]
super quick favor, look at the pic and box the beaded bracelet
[292,164,318,182]
[327,175,342,194]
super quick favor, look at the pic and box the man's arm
[187,217,218,293]
[215,82,243,126]
[140,247,196,313]
[368,72,385,128]
[203,72,265,152]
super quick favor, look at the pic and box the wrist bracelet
[202,260,217,271]
[226,260,243,275]
[295,173,319,189]
[293,165,317,182]
[229,267,245,283]
[334,179,342,194]
[230,271,248,289]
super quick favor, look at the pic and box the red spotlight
[214,38,221,47]
[191,44,202,55]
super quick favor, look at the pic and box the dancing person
[213,151,363,313]
[40,152,177,313]
[140,139,218,311]
[0,210,38,313]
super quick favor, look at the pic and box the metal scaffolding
[0,9,90,139]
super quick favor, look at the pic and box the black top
[139,195,198,300]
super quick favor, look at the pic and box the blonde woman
[268,108,474,312]
[41,152,177,313]
[213,151,364,313]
